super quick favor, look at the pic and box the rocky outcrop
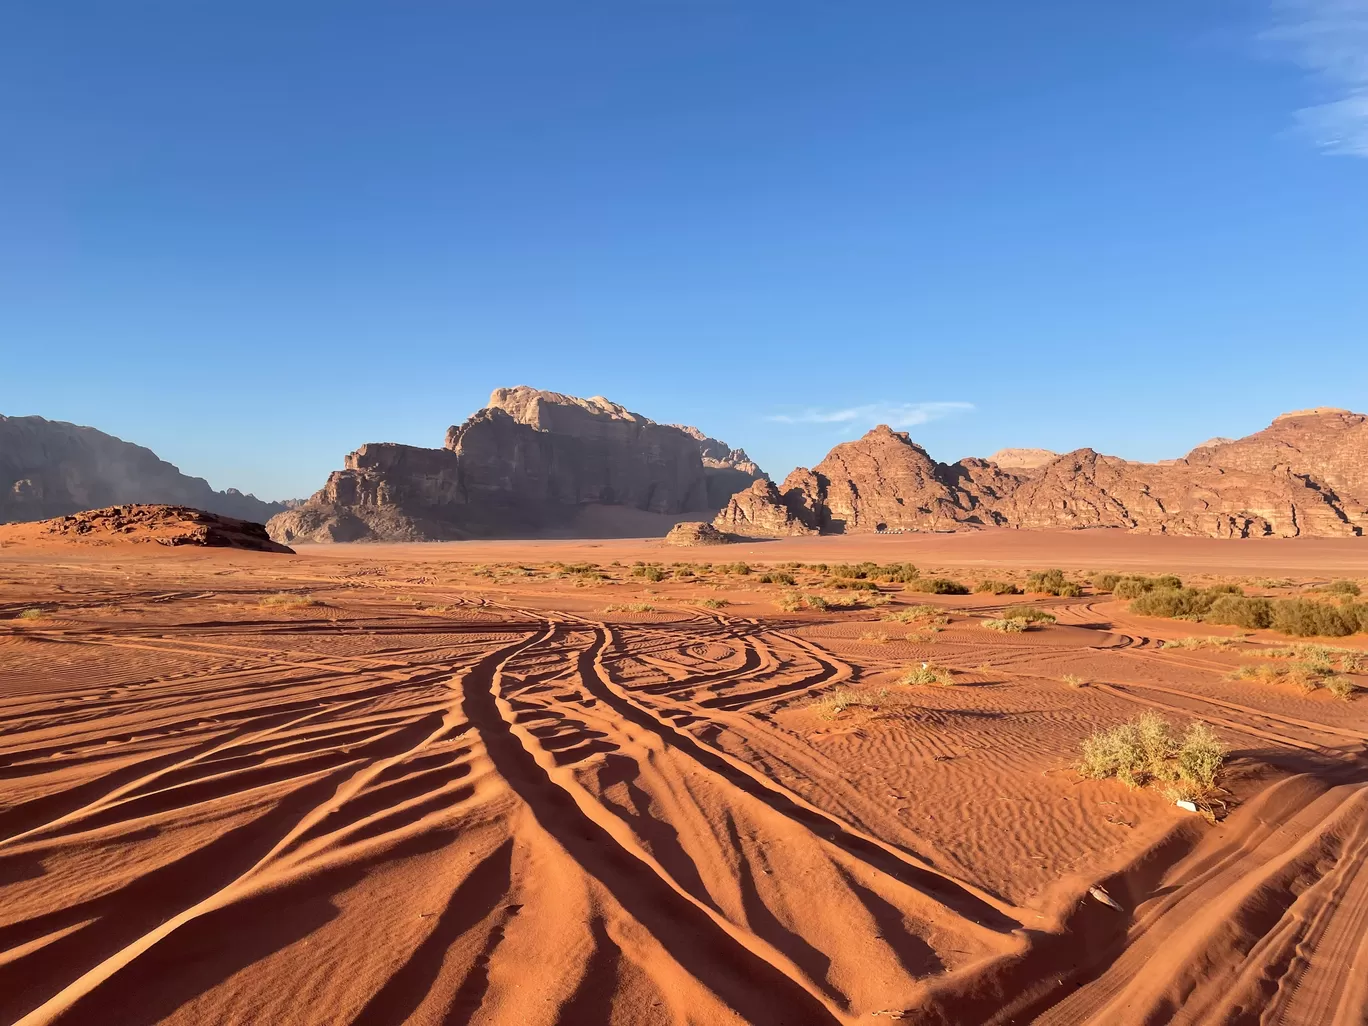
[663,521,736,546]
[669,424,768,507]
[1,415,290,525]
[271,387,744,543]
[988,448,1058,470]
[0,505,294,553]
[713,411,1368,539]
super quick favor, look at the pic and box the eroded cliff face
[269,387,758,543]
[0,415,288,525]
[713,411,1368,539]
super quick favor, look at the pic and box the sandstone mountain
[714,409,1368,539]
[0,504,294,553]
[1,415,290,525]
[669,424,768,506]
[269,387,765,543]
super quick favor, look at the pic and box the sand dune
[1,540,1365,1024]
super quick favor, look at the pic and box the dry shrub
[859,630,890,643]
[260,593,322,608]
[975,579,1021,595]
[1326,676,1356,700]
[811,687,891,718]
[983,617,1027,633]
[1062,673,1087,688]
[1025,569,1083,597]
[905,577,969,595]
[699,598,729,609]
[1079,713,1225,791]
[18,608,44,620]
[898,663,956,686]
[1161,636,1237,651]
[604,602,656,613]
[758,571,797,586]
[1001,604,1056,624]
[884,605,949,624]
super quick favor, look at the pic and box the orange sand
[1,536,1365,1024]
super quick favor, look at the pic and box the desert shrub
[884,605,949,624]
[604,602,656,613]
[1204,595,1274,629]
[775,591,804,612]
[976,579,1021,595]
[829,578,879,591]
[1025,569,1083,597]
[18,608,44,620]
[758,571,797,586]
[803,594,830,611]
[261,593,322,608]
[811,686,891,718]
[830,563,875,580]
[1327,676,1356,700]
[1312,579,1362,596]
[699,598,729,609]
[1341,652,1365,674]
[873,562,921,583]
[1129,587,1208,619]
[898,663,956,686]
[1161,635,1237,650]
[1001,604,1056,624]
[725,562,752,575]
[1062,673,1087,688]
[1113,574,1185,600]
[1091,573,1122,593]
[1080,713,1224,791]
[1175,722,1226,789]
[1271,598,1363,637]
[983,617,1028,632]
[906,577,968,595]
[632,565,667,582]
[859,630,890,643]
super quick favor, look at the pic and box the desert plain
[2,530,1366,1026]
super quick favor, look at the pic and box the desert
[2,527,1366,1024]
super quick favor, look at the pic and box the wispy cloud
[766,401,973,429]
[1266,0,1368,156]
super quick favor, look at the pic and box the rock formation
[988,448,1058,470]
[663,521,736,546]
[270,387,763,543]
[669,424,768,507]
[715,410,1368,539]
[1,415,290,525]
[0,505,294,553]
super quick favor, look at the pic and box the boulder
[664,521,735,546]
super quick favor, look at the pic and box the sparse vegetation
[1310,579,1361,596]
[260,593,322,608]
[604,602,656,613]
[632,565,667,583]
[1127,584,1368,639]
[1025,569,1083,597]
[883,605,949,625]
[18,608,43,620]
[758,571,797,586]
[1160,636,1239,650]
[898,663,957,686]
[1090,572,1122,593]
[975,579,1021,595]
[1062,673,1087,688]
[905,577,968,595]
[982,617,1028,632]
[858,630,890,643]
[1326,676,1357,701]
[1001,604,1056,624]
[699,598,729,609]
[1078,713,1226,794]
[810,686,892,718]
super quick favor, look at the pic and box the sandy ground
[1,535,1366,1025]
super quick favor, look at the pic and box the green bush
[829,578,879,591]
[907,577,969,595]
[1091,573,1122,593]
[1025,569,1082,597]
[1001,604,1056,624]
[1271,599,1362,637]
[976,579,1021,595]
[898,663,956,686]
[1080,713,1225,791]
[1312,579,1362,596]
[758,571,797,586]
[1204,594,1274,629]
[983,617,1028,632]
[632,565,667,582]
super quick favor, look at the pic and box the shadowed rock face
[715,411,1368,539]
[0,504,294,552]
[270,387,761,543]
[0,415,289,525]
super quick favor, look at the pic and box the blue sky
[1,2,1365,501]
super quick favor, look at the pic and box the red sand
[1,536,1365,1024]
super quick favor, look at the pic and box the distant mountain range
[0,415,292,525]
[716,408,1368,539]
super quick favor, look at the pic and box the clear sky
[2,2,1365,501]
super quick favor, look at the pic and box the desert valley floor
[2,532,1366,1026]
